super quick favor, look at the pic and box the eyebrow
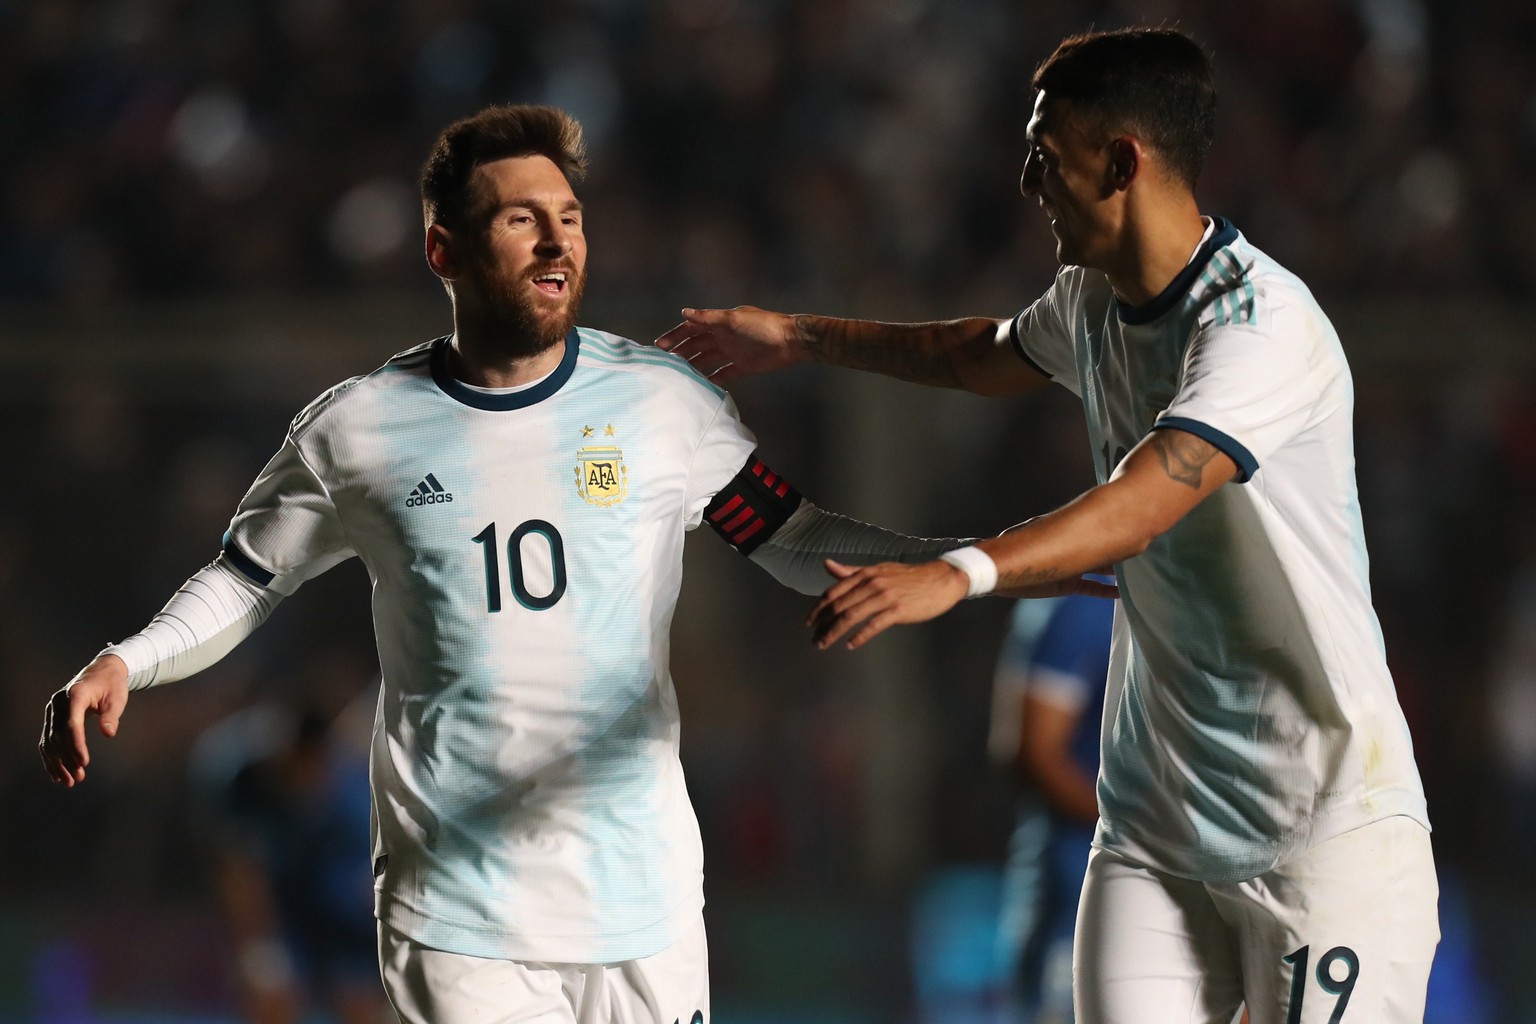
[492,197,584,216]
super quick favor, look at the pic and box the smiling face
[451,154,588,357]
[1019,91,1117,270]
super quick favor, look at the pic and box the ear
[1106,136,1141,193]
[425,223,457,281]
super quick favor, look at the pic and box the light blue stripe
[1217,249,1255,325]
[1198,265,1230,325]
[1215,257,1240,325]
[579,350,724,394]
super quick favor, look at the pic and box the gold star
[581,425,594,437]
[604,423,617,437]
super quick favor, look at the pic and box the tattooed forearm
[1151,430,1220,489]
[794,315,967,387]
[998,565,1067,589]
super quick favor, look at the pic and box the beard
[462,255,587,361]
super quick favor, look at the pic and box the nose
[1020,153,1042,197]
[536,216,572,257]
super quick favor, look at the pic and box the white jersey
[1011,218,1429,883]
[221,328,759,963]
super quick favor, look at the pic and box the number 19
[1283,944,1359,1024]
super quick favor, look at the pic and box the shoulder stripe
[1197,249,1256,327]
[389,351,434,370]
[1219,249,1257,326]
[578,329,628,352]
[290,375,367,438]
[291,338,442,438]
[579,347,726,395]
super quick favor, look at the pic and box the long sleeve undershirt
[105,556,283,690]
[747,499,969,595]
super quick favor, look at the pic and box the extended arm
[39,557,282,786]
[656,306,1047,398]
[748,499,970,595]
[809,428,1238,648]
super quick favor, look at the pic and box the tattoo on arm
[795,315,966,388]
[998,565,1064,589]
[1151,430,1220,489]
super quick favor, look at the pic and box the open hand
[654,306,802,383]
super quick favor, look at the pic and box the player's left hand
[807,559,969,650]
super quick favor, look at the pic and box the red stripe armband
[704,453,802,556]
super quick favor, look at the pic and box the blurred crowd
[3,0,1536,309]
[4,0,1536,1020]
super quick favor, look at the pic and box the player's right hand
[39,654,130,787]
[653,306,803,383]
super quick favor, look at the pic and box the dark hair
[1032,28,1216,188]
[419,104,589,229]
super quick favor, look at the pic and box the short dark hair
[419,104,589,229]
[1032,28,1216,188]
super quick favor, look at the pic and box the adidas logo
[405,473,454,507]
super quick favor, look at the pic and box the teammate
[37,104,1108,1024]
[657,28,1438,1024]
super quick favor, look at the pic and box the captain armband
[704,454,803,556]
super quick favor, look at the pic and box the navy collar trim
[1116,217,1239,326]
[431,329,581,410]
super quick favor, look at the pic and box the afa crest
[575,425,628,507]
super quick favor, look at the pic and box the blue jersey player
[659,28,1437,1024]
[991,595,1111,1022]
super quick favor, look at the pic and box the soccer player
[37,104,1107,1024]
[656,27,1438,1024]
[189,688,385,1024]
[990,594,1112,1024]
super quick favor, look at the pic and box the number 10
[471,520,567,612]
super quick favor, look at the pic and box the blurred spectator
[189,682,387,1024]
[989,595,1110,1024]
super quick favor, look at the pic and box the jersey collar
[1116,216,1239,326]
[430,328,581,410]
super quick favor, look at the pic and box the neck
[1102,194,1206,308]
[449,314,566,389]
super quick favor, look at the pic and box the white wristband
[939,546,997,598]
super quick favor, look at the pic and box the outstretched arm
[656,306,1047,398]
[39,557,283,786]
[747,500,971,595]
[807,428,1238,649]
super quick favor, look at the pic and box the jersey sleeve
[1152,314,1320,483]
[683,393,761,530]
[1009,268,1082,395]
[223,434,356,595]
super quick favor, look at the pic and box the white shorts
[1074,815,1439,1024]
[378,914,709,1024]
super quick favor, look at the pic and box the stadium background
[2,0,1534,1020]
